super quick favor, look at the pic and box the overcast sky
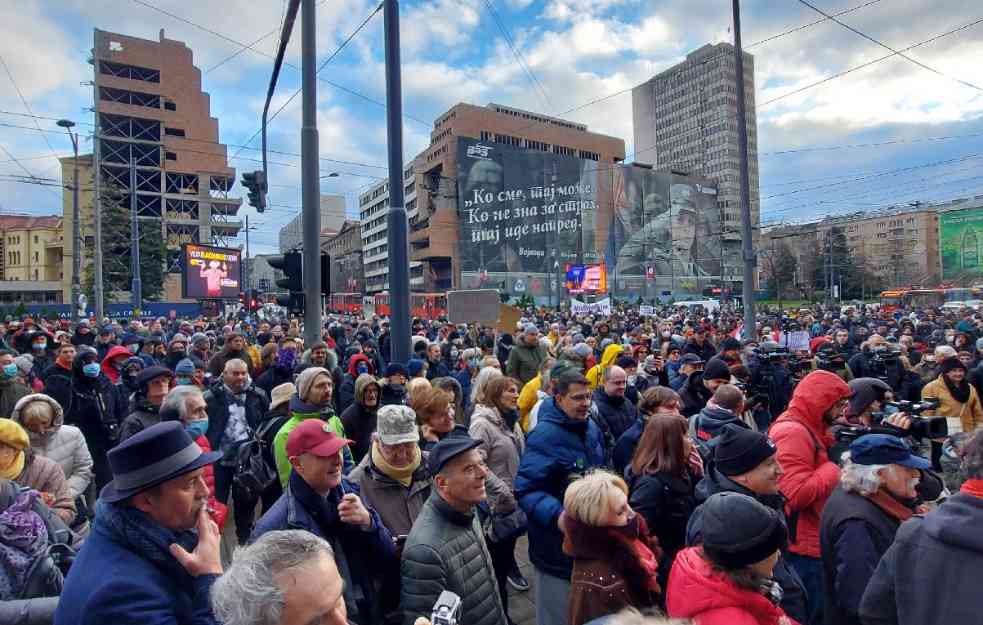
[1,0,982,254]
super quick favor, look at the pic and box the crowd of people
[0,303,982,625]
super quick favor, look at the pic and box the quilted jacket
[400,492,507,625]
[12,394,93,499]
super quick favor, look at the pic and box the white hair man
[212,530,347,625]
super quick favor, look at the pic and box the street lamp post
[57,119,81,323]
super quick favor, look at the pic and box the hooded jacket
[11,393,93,500]
[859,491,983,625]
[666,547,797,625]
[506,338,549,385]
[692,404,749,456]
[585,343,624,390]
[679,371,714,418]
[100,345,132,385]
[338,353,373,416]
[769,370,850,558]
[340,374,381,463]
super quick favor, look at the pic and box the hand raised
[169,505,223,577]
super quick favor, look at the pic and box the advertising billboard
[456,136,724,297]
[565,263,608,293]
[940,206,983,281]
[182,243,241,300]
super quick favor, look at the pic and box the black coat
[682,339,716,363]
[860,492,983,625]
[590,387,638,444]
[255,365,293,398]
[679,372,713,418]
[203,381,269,453]
[625,467,696,589]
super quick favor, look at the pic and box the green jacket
[273,403,348,487]
[505,342,548,385]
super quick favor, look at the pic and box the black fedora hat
[100,421,222,503]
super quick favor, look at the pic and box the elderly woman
[467,365,504,422]
[409,386,455,452]
[819,434,929,625]
[560,470,662,625]
[667,492,793,625]
[0,418,75,525]
[11,393,92,526]
[470,375,528,603]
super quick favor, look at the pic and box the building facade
[0,215,64,305]
[322,220,363,294]
[632,43,759,285]
[245,254,283,293]
[359,166,422,294]
[278,194,346,252]
[89,28,242,302]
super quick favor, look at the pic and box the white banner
[639,305,657,317]
[778,330,811,352]
[570,298,612,315]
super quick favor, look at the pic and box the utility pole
[301,0,321,347]
[129,158,142,313]
[384,0,410,363]
[733,0,757,340]
[57,119,81,323]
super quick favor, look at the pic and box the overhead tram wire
[129,0,429,128]
[0,53,61,164]
[482,0,551,109]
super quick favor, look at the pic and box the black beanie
[719,337,742,352]
[703,357,732,382]
[714,424,777,476]
[941,356,967,375]
[702,492,787,569]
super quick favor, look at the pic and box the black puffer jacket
[400,492,508,625]
[679,372,713,417]
[625,467,697,589]
[590,387,638,443]
[860,491,983,625]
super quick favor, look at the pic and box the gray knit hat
[190,332,209,347]
[296,366,331,402]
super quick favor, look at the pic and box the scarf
[94,500,198,586]
[0,488,48,600]
[960,478,983,499]
[942,373,971,404]
[371,440,420,487]
[501,408,520,431]
[868,489,915,522]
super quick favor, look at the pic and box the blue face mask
[82,362,101,378]
[176,376,194,386]
[185,419,208,439]
[357,363,368,375]
[2,363,17,378]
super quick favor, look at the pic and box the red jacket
[768,370,848,558]
[100,345,133,385]
[667,547,799,625]
[195,435,228,529]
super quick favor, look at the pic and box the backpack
[231,415,287,506]
[0,488,74,601]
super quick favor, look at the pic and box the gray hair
[470,366,504,405]
[211,530,336,625]
[839,453,886,497]
[224,358,248,373]
[160,385,203,422]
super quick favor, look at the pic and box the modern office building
[359,166,421,294]
[88,28,242,302]
[632,42,759,283]
[278,194,346,252]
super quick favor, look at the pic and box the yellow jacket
[921,376,983,434]
[585,343,624,390]
[518,375,542,431]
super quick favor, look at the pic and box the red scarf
[868,490,914,522]
[960,478,983,499]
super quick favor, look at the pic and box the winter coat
[469,404,524,512]
[625,467,697,589]
[506,341,549,385]
[590,387,638,443]
[682,339,716,363]
[859,490,983,625]
[254,364,293,399]
[920,375,983,434]
[0,376,29,419]
[400,492,508,625]
[251,473,394,625]
[99,346,131,385]
[0,597,58,625]
[53,502,219,625]
[691,404,750,458]
[273,399,347,487]
[687,463,808,625]
[769,370,850,558]
[819,487,905,625]
[119,397,162,442]
[202,380,268,453]
[679,371,713,418]
[667,547,798,625]
[347,449,431,537]
[17,452,76,525]
[562,514,661,625]
[518,374,543,430]
[339,376,381,464]
[338,354,374,415]
[585,344,624,390]
[514,397,606,579]
[11,394,93,500]
[613,417,645,475]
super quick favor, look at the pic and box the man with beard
[340,374,381,464]
[769,369,852,625]
[208,332,253,377]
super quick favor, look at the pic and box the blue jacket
[54,508,217,625]
[514,397,605,579]
[613,417,644,475]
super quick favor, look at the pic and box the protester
[769,369,852,625]
[252,419,394,625]
[0,349,29,419]
[54,421,224,625]
[920,355,983,434]
[590,365,638,446]
[0,417,75,525]
[340,373,382,463]
[400,435,508,625]
[613,386,684,475]
[667,493,794,625]
[273,367,347,487]
[411,386,456,452]
[691,383,750,457]
[560,470,661,625]
[508,324,549,385]
[212,530,348,625]
[680,356,731,418]
[515,370,606,625]
[119,365,174,441]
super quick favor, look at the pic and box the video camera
[836,398,948,443]
[432,591,462,625]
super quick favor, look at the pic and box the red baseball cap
[286,419,352,458]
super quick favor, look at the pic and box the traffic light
[239,291,247,308]
[320,253,331,296]
[248,289,259,311]
[268,252,304,313]
[241,170,267,213]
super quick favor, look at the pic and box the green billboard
[940,206,983,281]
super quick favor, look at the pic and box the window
[165,151,177,161]
[164,127,186,137]
[164,101,176,111]
[33,235,38,244]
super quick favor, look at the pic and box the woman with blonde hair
[466,365,504,422]
[560,469,662,625]
[410,386,455,451]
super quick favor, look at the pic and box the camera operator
[847,336,920,402]
[746,342,793,422]
[812,342,852,382]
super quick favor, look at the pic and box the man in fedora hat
[55,421,224,625]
